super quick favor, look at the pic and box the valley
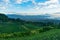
[0,14,60,40]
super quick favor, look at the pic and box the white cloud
[16,0,30,4]
[31,0,60,15]
[0,0,60,15]
[16,0,22,4]
[36,0,59,9]
[0,6,6,10]
[8,0,60,15]
[3,0,10,3]
[47,4,58,8]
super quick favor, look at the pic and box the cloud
[28,0,59,10]
[30,0,60,14]
[0,2,7,10]
[38,0,59,8]
[0,0,60,15]
[3,0,10,4]
[16,0,22,4]
[16,0,30,4]
[2,0,59,10]
[0,6,6,10]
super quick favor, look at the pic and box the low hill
[0,14,8,22]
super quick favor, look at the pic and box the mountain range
[6,13,60,22]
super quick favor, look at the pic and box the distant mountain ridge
[6,14,51,21]
[6,13,60,22]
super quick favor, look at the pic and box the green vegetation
[0,14,60,40]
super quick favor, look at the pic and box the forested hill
[0,14,9,22]
[0,14,24,22]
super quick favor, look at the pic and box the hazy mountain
[6,13,60,22]
[6,14,51,21]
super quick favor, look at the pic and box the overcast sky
[0,0,60,15]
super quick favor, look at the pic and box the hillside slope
[0,14,60,40]
[0,29,60,40]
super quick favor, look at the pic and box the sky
[0,0,60,15]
